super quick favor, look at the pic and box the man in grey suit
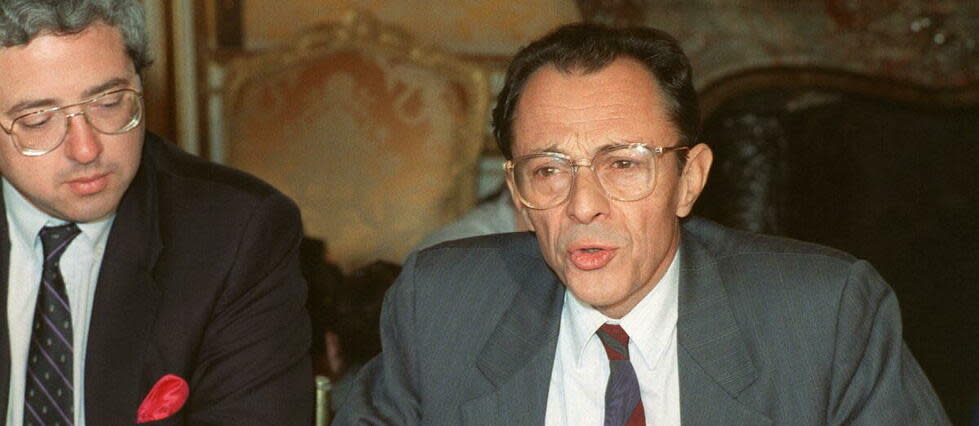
[335,23,949,425]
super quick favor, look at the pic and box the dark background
[697,84,979,424]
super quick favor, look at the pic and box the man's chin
[563,272,615,302]
[56,198,119,223]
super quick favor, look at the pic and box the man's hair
[0,0,151,73]
[492,23,699,160]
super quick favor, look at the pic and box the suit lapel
[461,224,773,425]
[677,225,770,425]
[0,189,11,417]
[462,254,564,426]
[83,142,164,423]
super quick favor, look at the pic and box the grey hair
[0,0,151,72]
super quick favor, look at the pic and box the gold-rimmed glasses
[0,88,143,156]
[504,143,689,210]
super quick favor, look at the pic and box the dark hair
[492,23,699,160]
[0,0,151,73]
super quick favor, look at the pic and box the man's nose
[63,113,102,164]
[565,166,610,224]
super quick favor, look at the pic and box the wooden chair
[217,10,489,271]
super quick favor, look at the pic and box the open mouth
[568,245,617,271]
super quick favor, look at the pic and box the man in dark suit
[336,23,949,425]
[0,1,310,424]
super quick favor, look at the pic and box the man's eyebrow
[535,144,565,154]
[595,142,622,152]
[81,77,131,98]
[5,98,57,118]
[534,142,622,156]
[5,77,133,118]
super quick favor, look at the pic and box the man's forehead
[511,59,677,157]
[0,23,137,117]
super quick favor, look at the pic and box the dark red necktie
[596,323,645,426]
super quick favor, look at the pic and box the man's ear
[675,143,712,218]
[505,175,536,232]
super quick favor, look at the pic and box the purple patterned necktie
[24,224,80,426]
[596,323,645,426]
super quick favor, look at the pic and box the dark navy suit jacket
[0,133,312,425]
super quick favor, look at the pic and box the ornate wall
[239,0,581,55]
[575,0,979,91]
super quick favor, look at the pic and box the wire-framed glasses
[0,88,143,156]
[504,143,689,210]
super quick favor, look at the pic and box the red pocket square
[137,374,189,423]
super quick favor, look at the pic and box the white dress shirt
[4,179,114,426]
[545,251,681,426]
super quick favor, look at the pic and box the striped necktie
[24,223,80,426]
[596,323,645,426]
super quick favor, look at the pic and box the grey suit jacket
[335,217,949,425]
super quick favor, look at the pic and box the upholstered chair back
[220,10,489,271]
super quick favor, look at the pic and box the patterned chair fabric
[220,10,489,271]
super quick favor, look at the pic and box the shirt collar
[564,248,681,370]
[3,178,115,250]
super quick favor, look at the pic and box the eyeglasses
[504,143,689,210]
[0,88,143,156]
